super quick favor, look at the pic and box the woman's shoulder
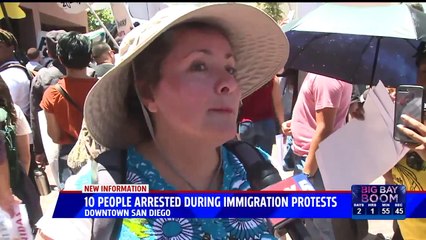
[13,104,26,124]
[13,104,31,136]
[43,82,62,100]
[126,147,172,190]
[221,145,254,190]
[222,143,275,190]
[13,103,23,114]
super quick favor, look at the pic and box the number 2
[357,208,362,214]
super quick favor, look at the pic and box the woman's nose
[215,71,239,95]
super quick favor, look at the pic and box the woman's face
[144,28,240,142]
[0,42,14,64]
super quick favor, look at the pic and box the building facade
[0,3,88,54]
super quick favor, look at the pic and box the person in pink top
[287,72,353,240]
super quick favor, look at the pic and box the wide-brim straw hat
[84,3,290,149]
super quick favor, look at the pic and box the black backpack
[90,139,282,240]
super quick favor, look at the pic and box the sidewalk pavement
[40,165,395,240]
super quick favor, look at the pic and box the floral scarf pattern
[119,146,276,240]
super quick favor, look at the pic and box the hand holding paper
[316,81,409,190]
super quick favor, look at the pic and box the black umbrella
[283,3,426,86]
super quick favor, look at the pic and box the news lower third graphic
[52,184,426,219]
[352,185,406,220]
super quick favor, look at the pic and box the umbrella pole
[0,2,16,37]
[86,3,119,50]
[369,37,382,86]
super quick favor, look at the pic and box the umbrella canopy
[0,2,25,20]
[283,3,426,86]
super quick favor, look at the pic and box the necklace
[154,144,223,190]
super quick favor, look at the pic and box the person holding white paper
[289,72,353,240]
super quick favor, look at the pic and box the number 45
[395,208,404,214]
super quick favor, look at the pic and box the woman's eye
[190,62,207,71]
[226,66,237,76]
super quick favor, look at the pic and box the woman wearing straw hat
[37,3,289,239]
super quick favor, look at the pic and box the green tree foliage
[87,8,115,31]
[256,2,283,23]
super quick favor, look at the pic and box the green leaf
[87,8,115,32]
[256,2,283,23]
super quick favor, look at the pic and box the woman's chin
[208,128,238,145]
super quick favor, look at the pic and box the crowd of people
[0,21,117,236]
[0,2,425,240]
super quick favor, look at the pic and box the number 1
[370,208,375,214]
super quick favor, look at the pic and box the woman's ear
[141,98,158,113]
[135,80,158,113]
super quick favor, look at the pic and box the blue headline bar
[52,192,426,219]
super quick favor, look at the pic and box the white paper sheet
[316,81,409,190]
[10,204,33,240]
[38,110,61,187]
[274,134,285,166]
[271,134,288,180]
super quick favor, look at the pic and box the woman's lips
[209,108,234,114]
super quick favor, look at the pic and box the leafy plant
[87,8,115,32]
[256,2,284,23]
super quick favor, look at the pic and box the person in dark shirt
[30,30,67,167]
[238,75,285,154]
[91,42,115,78]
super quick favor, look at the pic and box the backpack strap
[224,139,281,234]
[91,149,127,240]
[0,63,34,82]
[0,63,35,100]
[43,59,53,68]
[91,70,97,78]
[33,64,44,72]
[224,139,282,190]
[54,84,83,113]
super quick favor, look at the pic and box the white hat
[84,3,290,148]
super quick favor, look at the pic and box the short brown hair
[26,47,40,60]
[91,42,111,59]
